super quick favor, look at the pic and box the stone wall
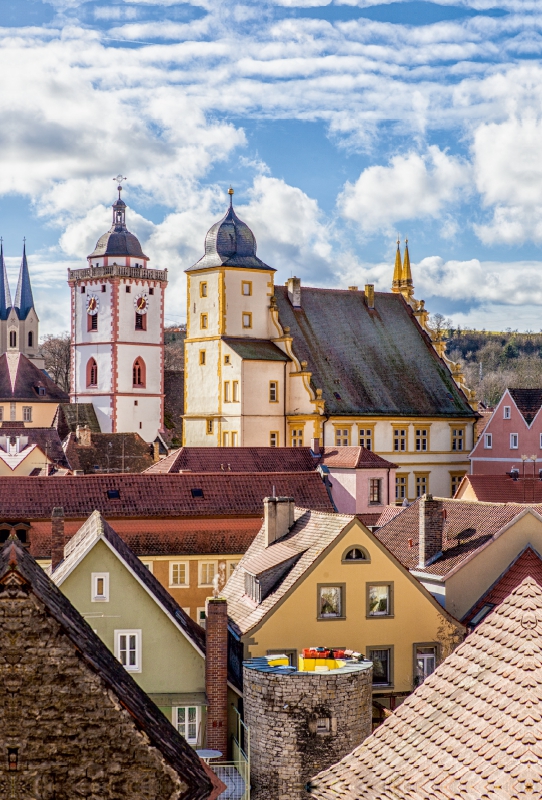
[243,661,372,800]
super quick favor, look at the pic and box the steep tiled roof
[509,388,542,424]
[0,473,333,519]
[373,498,542,577]
[474,408,492,441]
[320,447,396,469]
[223,508,354,635]
[1,537,221,800]
[374,504,405,527]
[463,546,542,625]
[274,286,474,418]
[309,577,542,800]
[223,338,290,361]
[54,403,101,438]
[63,431,154,474]
[0,426,69,469]
[461,474,542,503]
[0,353,69,402]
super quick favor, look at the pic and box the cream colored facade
[0,401,58,427]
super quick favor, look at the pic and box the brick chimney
[311,437,320,455]
[205,598,229,756]
[418,495,443,568]
[76,425,92,448]
[264,496,295,547]
[51,507,65,571]
[365,284,375,309]
[287,276,301,308]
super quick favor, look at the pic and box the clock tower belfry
[68,180,168,441]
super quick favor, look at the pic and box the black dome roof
[88,197,149,261]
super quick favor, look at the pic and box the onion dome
[187,188,274,272]
[88,186,148,261]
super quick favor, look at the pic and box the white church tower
[68,180,168,441]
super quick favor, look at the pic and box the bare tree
[40,332,71,392]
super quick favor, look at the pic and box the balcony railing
[68,264,168,282]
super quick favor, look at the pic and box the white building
[68,187,168,442]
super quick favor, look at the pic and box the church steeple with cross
[0,240,43,366]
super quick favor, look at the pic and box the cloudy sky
[0,0,540,334]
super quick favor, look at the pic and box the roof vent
[191,488,204,498]
[107,489,120,499]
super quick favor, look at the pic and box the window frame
[269,431,279,447]
[241,281,252,296]
[114,629,142,673]
[510,432,519,450]
[169,561,190,588]
[232,381,239,402]
[231,431,238,446]
[198,560,218,588]
[87,358,98,388]
[223,431,230,447]
[242,312,252,329]
[503,405,511,419]
[415,428,428,452]
[269,381,278,403]
[341,546,370,564]
[290,427,304,447]
[224,381,231,402]
[224,354,231,365]
[206,418,213,435]
[367,645,394,687]
[395,474,408,501]
[135,312,147,331]
[200,313,208,330]
[88,313,98,332]
[199,350,206,366]
[366,582,394,618]
[484,433,493,449]
[393,427,408,452]
[358,426,374,451]
[369,478,382,505]
[450,472,466,496]
[317,583,346,621]
[334,427,350,447]
[414,472,429,498]
[196,607,206,629]
[174,705,202,746]
[91,572,109,602]
[451,427,465,452]
[132,358,146,388]
[200,281,208,298]
[22,406,32,423]
[413,642,439,687]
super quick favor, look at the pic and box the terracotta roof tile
[461,474,542,503]
[0,353,68,402]
[0,426,69,469]
[309,577,542,799]
[320,447,396,469]
[63,431,154,474]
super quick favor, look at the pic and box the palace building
[183,193,477,499]
[68,184,168,442]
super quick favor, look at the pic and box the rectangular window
[231,431,238,446]
[200,282,208,298]
[170,562,189,587]
[270,431,279,447]
[135,313,146,331]
[335,428,350,446]
[415,645,437,685]
[395,474,407,500]
[206,419,213,435]
[269,381,278,402]
[199,561,217,587]
[224,381,231,402]
[393,428,407,451]
[242,312,252,328]
[88,314,98,332]
[359,428,373,450]
[175,706,201,745]
[125,286,131,293]
[291,428,303,447]
[222,431,229,447]
[451,473,466,496]
[415,429,428,452]
[233,381,239,402]
[115,630,141,672]
[415,474,428,497]
[228,561,239,578]
[242,281,252,296]
[81,286,86,293]
[10,402,16,422]
[149,287,154,295]
[91,572,109,602]
[224,354,230,365]
[504,405,511,419]
[140,561,153,573]
[510,433,519,449]
[197,607,206,629]
[368,647,392,686]
[0,408,3,421]
[199,350,206,366]
[318,585,345,619]
[369,478,382,504]
[452,428,464,451]
[484,433,493,449]
[22,407,32,423]
[200,313,208,329]
[367,583,393,617]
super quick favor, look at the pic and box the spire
[401,238,414,298]
[0,240,12,321]
[14,241,35,320]
[391,237,402,293]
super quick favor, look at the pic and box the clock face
[86,294,99,315]
[134,293,149,315]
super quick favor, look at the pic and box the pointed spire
[0,239,12,321]
[401,238,414,298]
[14,240,35,320]
[391,237,402,293]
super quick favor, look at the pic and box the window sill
[91,597,108,603]
[366,614,394,619]
[169,585,189,589]
[317,616,346,621]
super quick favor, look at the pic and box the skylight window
[191,488,204,498]
[107,489,120,499]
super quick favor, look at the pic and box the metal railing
[213,708,250,799]
[68,264,168,282]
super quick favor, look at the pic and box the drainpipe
[283,361,287,447]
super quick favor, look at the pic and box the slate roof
[88,197,149,260]
[223,338,290,361]
[463,546,542,625]
[0,353,69,402]
[14,243,35,320]
[274,286,474,418]
[509,388,542,425]
[309,577,542,800]
[223,508,355,635]
[0,426,69,469]
[0,242,12,320]
[373,498,542,577]
[460,474,542,503]
[54,403,101,438]
[63,431,154,474]
[1,537,221,800]
[163,369,183,447]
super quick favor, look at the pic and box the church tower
[68,181,168,441]
[0,243,44,367]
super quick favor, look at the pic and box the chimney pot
[205,598,228,755]
[287,277,301,308]
[264,496,295,547]
[365,284,375,309]
[418,495,443,568]
[348,286,358,291]
[51,507,65,571]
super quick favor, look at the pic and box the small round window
[342,546,369,563]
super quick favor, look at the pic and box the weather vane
[113,175,127,198]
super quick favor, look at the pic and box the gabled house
[222,497,464,715]
[0,425,70,475]
[50,510,241,753]
[469,387,542,475]
[309,578,542,800]
[0,535,223,800]
[456,472,542,502]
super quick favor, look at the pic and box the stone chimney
[365,284,375,309]
[51,507,65,571]
[418,495,443,568]
[205,598,229,756]
[311,437,320,455]
[287,277,301,308]
[152,441,160,462]
[76,425,92,448]
[264,496,295,547]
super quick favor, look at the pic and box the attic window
[107,489,120,499]
[245,572,262,604]
[36,387,46,396]
[191,488,204,498]
[342,547,369,563]
[470,603,495,627]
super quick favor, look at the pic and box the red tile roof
[463,546,542,624]
[320,447,396,469]
[461,474,542,503]
[0,353,68,402]
[509,388,542,424]
[310,577,542,800]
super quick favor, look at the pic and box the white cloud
[338,146,470,233]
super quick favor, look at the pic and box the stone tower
[68,183,168,441]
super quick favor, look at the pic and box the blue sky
[0,0,540,333]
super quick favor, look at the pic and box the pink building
[469,389,542,476]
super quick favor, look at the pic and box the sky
[0,0,540,334]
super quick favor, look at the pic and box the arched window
[133,358,146,388]
[342,546,370,563]
[9,331,16,348]
[87,358,98,387]
[28,331,33,348]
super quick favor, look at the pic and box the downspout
[283,361,287,446]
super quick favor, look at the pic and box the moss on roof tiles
[223,338,290,361]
